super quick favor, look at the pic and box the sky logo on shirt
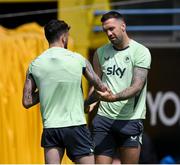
[107,65,126,78]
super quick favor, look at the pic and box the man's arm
[92,51,103,78]
[97,67,148,102]
[22,70,39,109]
[83,55,109,107]
[83,59,106,92]
[84,51,107,112]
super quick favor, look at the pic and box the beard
[109,35,123,46]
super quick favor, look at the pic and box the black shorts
[41,125,94,161]
[92,114,144,157]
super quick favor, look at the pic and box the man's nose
[107,30,113,36]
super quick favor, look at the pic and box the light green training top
[29,47,86,128]
[97,40,151,120]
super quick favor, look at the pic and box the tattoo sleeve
[115,67,148,101]
[84,59,106,92]
[22,71,39,109]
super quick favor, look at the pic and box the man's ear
[121,23,126,32]
[62,33,68,43]
[61,33,66,43]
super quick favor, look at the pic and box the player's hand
[96,90,116,102]
[84,101,98,113]
[101,84,109,92]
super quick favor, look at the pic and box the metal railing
[93,8,180,32]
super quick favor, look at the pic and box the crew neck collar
[112,39,132,51]
[113,45,129,51]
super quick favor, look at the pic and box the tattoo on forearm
[85,60,105,91]
[115,87,134,101]
[25,75,33,103]
[23,73,39,108]
[133,67,148,82]
[115,67,148,101]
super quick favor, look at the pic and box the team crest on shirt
[124,56,130,63]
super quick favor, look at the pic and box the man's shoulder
[100,42,111,47]
[97,43,112,55]
[71,51,86,61]
[130,39,149,51]
[30,49,48,63]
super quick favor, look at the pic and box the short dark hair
[44,19,70,44]
[101,11,124,23]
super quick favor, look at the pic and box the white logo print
[90,148,94,153]
[139,134,142,144]
[130,136,137,141]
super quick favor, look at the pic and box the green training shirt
[29,47,86,128]
[97,39,151,120]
